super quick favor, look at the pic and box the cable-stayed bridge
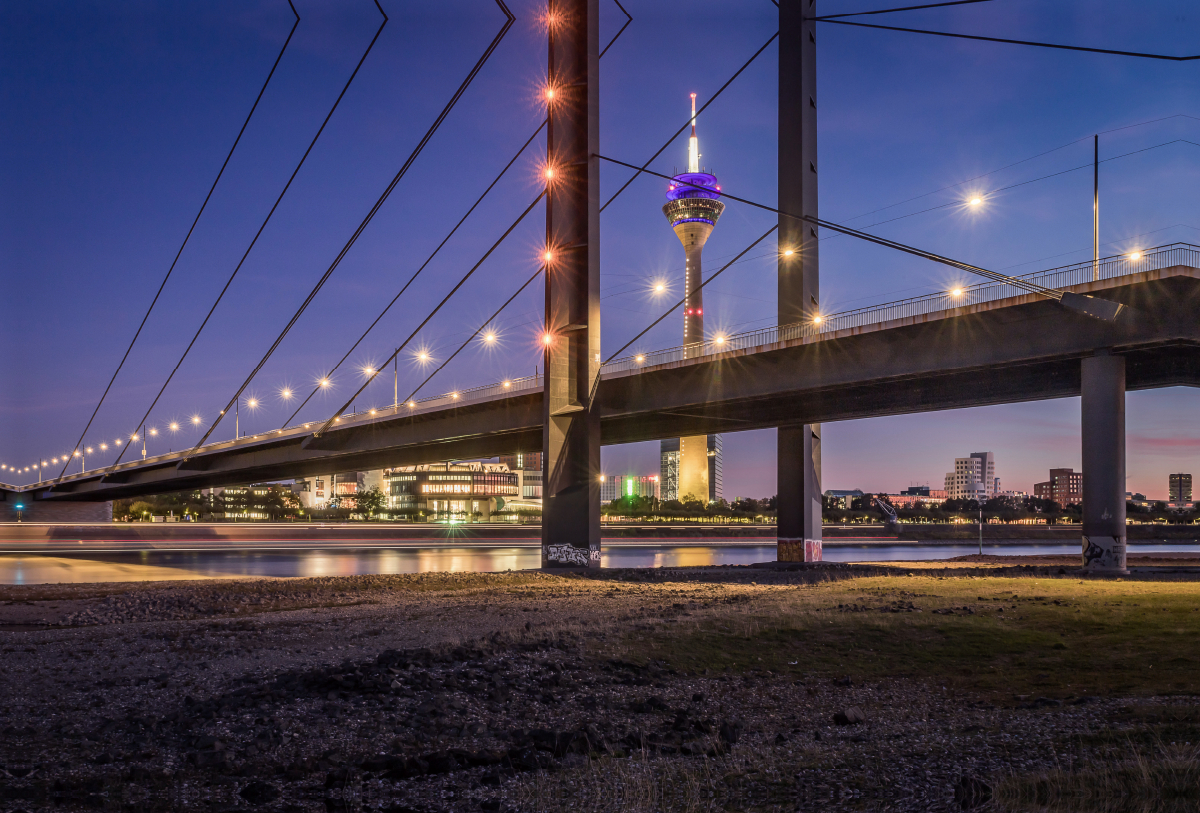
[6,0,1199,574]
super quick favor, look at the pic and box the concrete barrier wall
[0,497,112,523]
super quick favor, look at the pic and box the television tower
[660,94,724,504]
[663,93,725,344]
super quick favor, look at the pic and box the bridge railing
[601,242,1200,374]
[336,372,544,424]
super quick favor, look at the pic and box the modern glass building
[385,462,519,521]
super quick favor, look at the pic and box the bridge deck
[10,244,1199,500]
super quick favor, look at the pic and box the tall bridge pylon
[541,0,601,567]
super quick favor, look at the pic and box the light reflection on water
[1,542,1196,585]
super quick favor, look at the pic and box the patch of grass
[602,576,1200,699]
[995,740,1200,813]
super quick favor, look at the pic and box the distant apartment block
[1033,468,1083,506]
[1169,473,1193,507]
[600,475,661,505]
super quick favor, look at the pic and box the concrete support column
[541,0,601,568]
[777,0,822,562]
[1081,352,1127,573]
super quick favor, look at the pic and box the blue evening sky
[2,0,1198,498]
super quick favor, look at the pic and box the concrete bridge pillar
[541,0,601,568]
[777,0,823,562]
[1081,352,1127,573]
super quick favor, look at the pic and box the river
[2,541,1198,585]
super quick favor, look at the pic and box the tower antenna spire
[688,93,699,173]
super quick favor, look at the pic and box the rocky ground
[1,563,1199,812]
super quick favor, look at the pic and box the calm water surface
[2,541,1197,585]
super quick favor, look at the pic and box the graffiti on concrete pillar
[545,544,598,566]
[1082,535,1126,570]
[805,539,823,562]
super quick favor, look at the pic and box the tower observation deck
[660,94,723,504]
[663,94,725,345]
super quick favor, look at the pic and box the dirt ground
[2,559,1199,812]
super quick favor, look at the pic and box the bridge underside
[16,268,1200,503]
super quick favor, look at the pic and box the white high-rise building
[944,452,996,501]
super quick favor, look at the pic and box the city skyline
[4,0,1199,502]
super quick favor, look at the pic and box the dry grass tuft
[994,740,1200,813]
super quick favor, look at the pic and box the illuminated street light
[1129,251,1142,260]
[451,392,459,400]
[542,332,554,346]
[408,401,416,408]
[813,315,823,325]
[969,196,983,206]
[484,332,497,343]
[319,378,331,388]
[635,354,645,363]
[169,422,179,432]
[783,249,795,257]
[503,380,511,388]
[951,287,963,298]
[543,250,553,263]
[280,388,293,401]
[544,167,555,180]
[191,415,202,426]
[148,429,158,437]
[714,335,726,346]
[362,366,376,376]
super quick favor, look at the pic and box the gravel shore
[1,564,1196,812]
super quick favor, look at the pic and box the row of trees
[600,494,777,520]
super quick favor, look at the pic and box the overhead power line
[110,0,391,470]
[187,0,517,455]
[57,0,301,483]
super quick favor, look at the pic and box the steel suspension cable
[399,264,545,407]
[281,118,545,428]
[595,155,1067,300]
[813,17,1200,61]
[603,226,779,365]
[308,190,546,439]
[56,0,301,483]
[282,0,628,428]
[109,0,390,469]
[599,30,779,213]
[187,0,516,455]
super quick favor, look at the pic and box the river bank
[2,521,1197,547]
